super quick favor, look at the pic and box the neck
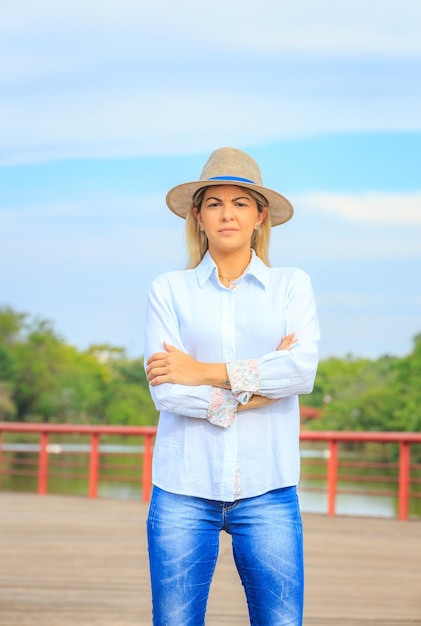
[210,249,252,282]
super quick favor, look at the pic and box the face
[193,185,267,258]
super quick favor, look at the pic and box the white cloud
[2,0,421,59]
[297,191,421,224]
[0,192,185,271]
[1,0,420,164]
[1,86,420,165]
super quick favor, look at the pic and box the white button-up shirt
[144,250,320,502]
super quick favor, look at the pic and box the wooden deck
[0,493,420,626]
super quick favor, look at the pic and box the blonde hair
[185,186,271,268]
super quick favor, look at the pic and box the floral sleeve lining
[207,387,238,428]
[206,360,260,429]
[226,359,260,395]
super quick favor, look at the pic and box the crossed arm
[146,332,298,411]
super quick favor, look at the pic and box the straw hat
[166,147,294,227]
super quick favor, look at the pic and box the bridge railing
[0,423,157,502]
[0,423,420,520]
[300,430,421,521]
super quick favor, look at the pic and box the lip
[218,228,239,233]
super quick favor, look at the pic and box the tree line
[0,306,157,425]
[304,334,421,433]
[0,306,420,433]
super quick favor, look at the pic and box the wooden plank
[0,493,420,625]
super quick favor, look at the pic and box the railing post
[89,433,100,499]
[142,433,153,502]
[327,439,338,516]
[0,431,2,490]
[38,431,49,495]
[398,441,411,521]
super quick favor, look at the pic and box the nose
[220,201,234,221]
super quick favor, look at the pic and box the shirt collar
[195,250,270,289]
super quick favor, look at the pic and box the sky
[1,0,420,361]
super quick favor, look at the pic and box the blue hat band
[207,176,256,184]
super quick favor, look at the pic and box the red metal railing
[0,423,420,520]
[0,423,157,502]
[300,431,421,521]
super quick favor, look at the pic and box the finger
[146,359,165,375]
[148,374,167,386]
[277,332,298,351]
[146,364,167,381]
[163,342,178,352]
[147,371,165,385]
[146,352,166,365]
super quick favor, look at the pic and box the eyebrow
[205,196,251,202]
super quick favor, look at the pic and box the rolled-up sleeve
[207,387,238,428]
[226,272,320,399]
[144,277,239,423]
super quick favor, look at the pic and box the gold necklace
[218,273,238,283]
[218,256,251,283]
[218,271,243,283]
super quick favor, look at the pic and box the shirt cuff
[207,387,238,428]
[226,359,260,394]
[234,390,253,405]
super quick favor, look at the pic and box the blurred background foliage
[0,306,158,425]
[0,306,420,433]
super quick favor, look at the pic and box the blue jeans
[147,486,304,625]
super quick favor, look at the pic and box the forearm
[199,362,231,388]
[236,394,277,411]
[146,343,231,388]
[200,334,297,389]
[147,336,299,392]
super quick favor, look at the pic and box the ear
[256,206,268,227]
[193,207,204,230]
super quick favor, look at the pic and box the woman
[144,147,320,625]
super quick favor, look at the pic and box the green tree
[49,344,110,423]
[105,383,158,425]
[0,345,16,382]
[307,340,418,434]
[392,334,421,432]
[5,313,108,423]
[0,307,22,420]
[103,357,158,425]
[3,304,418,433]
[0,381,16,419]
[12,319,66,420]
[0,306,26,344]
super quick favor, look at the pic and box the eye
[232,196,252,207]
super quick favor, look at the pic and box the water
[1,443,419,518]
[298,484,396,518]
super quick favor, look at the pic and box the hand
[277,332,298,351]
[146,343,203,386]
[237,395,276,411]
[237,334,297,412]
